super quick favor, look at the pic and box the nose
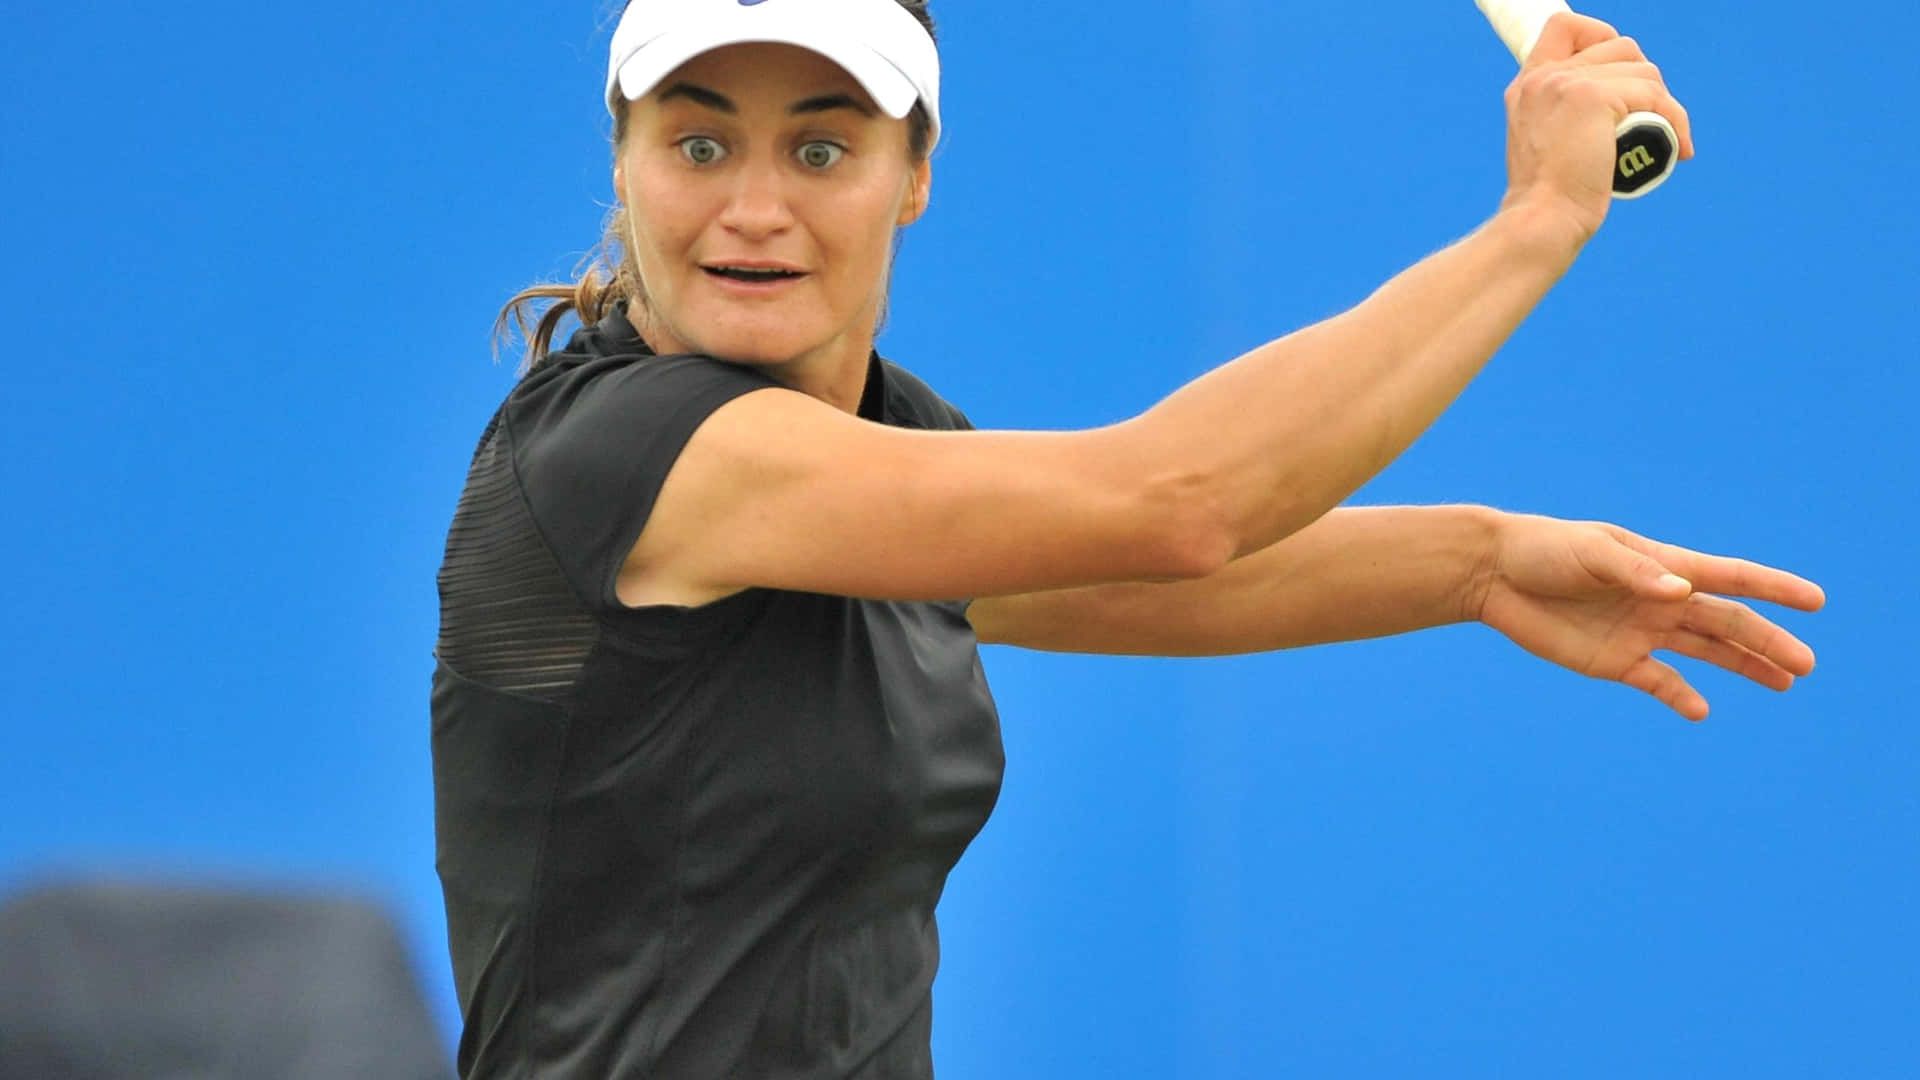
[717,154,795,241]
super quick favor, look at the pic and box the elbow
[1155,520,1236,582]
[1132,472,1240,582]
[1090,418,1263,582]
[1126,460,1337,581]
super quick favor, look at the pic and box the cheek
[820,179,906,277]
[628,173,708,261]
[638,218,699,274]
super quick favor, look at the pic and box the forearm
[1127,206,1578,560]
[972,505,1502,656]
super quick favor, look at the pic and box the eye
[677,136,727,166]
[797,141,845,170]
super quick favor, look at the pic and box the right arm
[622,15,1693,607]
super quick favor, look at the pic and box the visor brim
[609,20,922,123]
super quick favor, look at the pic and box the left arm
[970,505,1501,657]
[969,505,1826,721]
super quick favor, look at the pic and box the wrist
[1455,504,1509,625]
[1489,194,1592,271]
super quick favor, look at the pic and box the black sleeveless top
[431,309,1006,1078]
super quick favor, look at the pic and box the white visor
[605,0,942,149]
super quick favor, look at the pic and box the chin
[694,334,811,367]
[687,315,833,366]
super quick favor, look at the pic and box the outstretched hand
[1469,513,1825,721]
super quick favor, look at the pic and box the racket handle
[1613,110,1677,198]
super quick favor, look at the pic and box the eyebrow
[655,82,876,118]
[790,93,875,118]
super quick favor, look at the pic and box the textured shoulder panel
[435,412,598,701]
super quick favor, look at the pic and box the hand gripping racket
[1474,0,1679,199]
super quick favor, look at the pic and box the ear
[613,157,629,207]
[897,158,932,226]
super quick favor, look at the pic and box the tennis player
[431,1,1824,1075]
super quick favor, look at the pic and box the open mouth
[704,265,807,284]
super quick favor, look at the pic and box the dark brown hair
[495,1,939,371]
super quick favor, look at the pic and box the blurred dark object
[0,879,451,1080]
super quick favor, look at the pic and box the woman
[433,1,1824,1076]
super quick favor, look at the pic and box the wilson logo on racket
[1618,145,1658,179]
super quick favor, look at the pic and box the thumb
[1626,552,1693,600]
[1585,530,1692,597]
[1526,12,1621,67]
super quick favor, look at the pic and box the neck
[761,332,875,415]
[628,305,881,417]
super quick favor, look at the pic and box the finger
[1621,655,1710,722]
[1682,595,1819,676]
[1608,530,1826,612]
[1611,84,1694,160]
[1666,551,1824,612]
[1534,68,1692,161]
[1564,60,1664,84]
[1602,81,1692,156]
[1559,40,1694,158]
[1531,26,1694,158]
[1526,12,1620,67]
[1662,629,1798,692]
[1569,35,1651,65]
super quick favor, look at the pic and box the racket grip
[1613,110,1677,199]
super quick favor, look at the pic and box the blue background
[4,1,1914,1076]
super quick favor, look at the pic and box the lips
[702,262,808,284]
